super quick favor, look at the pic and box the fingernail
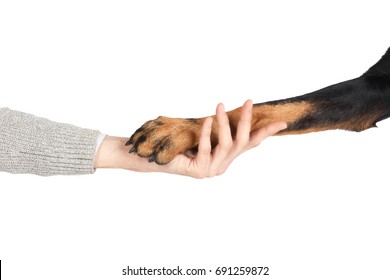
[129,147,137,153]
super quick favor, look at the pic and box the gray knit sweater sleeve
[0,107,101,176]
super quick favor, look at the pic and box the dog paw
[126,116,204,164]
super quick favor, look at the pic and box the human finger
[213,103,233,158]
[190,117,213,178]
[234,99,253,149]
[248,121,287,148]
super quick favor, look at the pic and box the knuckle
[198,145,211,155]
[218,146,230,154]
[224,142,234,152]
[233,141,246,151]
[235,135,249,146]
[220,138,233,148]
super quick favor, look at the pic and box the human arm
[0,107,100,176]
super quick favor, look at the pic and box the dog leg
[127,48,390,164]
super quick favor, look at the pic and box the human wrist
[94,136,125,169]
[94,135,166,172]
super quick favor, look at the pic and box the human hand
[154,100,287,178]
[94,100,287,178]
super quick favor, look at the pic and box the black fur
[255,47,390,132]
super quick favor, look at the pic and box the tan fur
[221,102,314,136]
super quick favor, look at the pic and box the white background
[1,1,390,279]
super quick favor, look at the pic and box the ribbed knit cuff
[0,108,101,176]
